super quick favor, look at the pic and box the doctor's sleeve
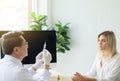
[38,69,51,81]
[16,68,36,81]
[28,67,36,75]
[16,68,51,81]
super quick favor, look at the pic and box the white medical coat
[87,53,120,81]
[0,55,51,81]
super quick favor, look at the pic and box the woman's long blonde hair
[98,31,117,55]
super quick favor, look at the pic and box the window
[0,0,47,31]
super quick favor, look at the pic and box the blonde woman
[72,31,120,81]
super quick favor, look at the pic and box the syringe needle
[43,42,46,49]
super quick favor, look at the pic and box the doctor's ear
[13,47,19,52]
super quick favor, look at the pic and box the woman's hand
[71,72,86,81]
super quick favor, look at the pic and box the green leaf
[30,12,37,21]
[29,25,41,30]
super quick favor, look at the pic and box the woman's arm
[72,72,97,81]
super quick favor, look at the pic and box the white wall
[49,0,120,76]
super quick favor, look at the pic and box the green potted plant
[55,21,70,53]
[29,12,48,30]
[29,13,71,53]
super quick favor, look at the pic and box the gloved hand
[43,49,52,65]
[32,52,44,70]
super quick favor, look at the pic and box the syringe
[43,41,46,49]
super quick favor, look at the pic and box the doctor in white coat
[0,31,52,81]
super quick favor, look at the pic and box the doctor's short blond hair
[1,31,24,55]
[98,30,117,55]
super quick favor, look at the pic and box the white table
[33,69,72,81]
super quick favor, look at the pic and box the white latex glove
[43,49,52,65]
[32,52,44,70]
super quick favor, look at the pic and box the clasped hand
[71,72,86,81]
